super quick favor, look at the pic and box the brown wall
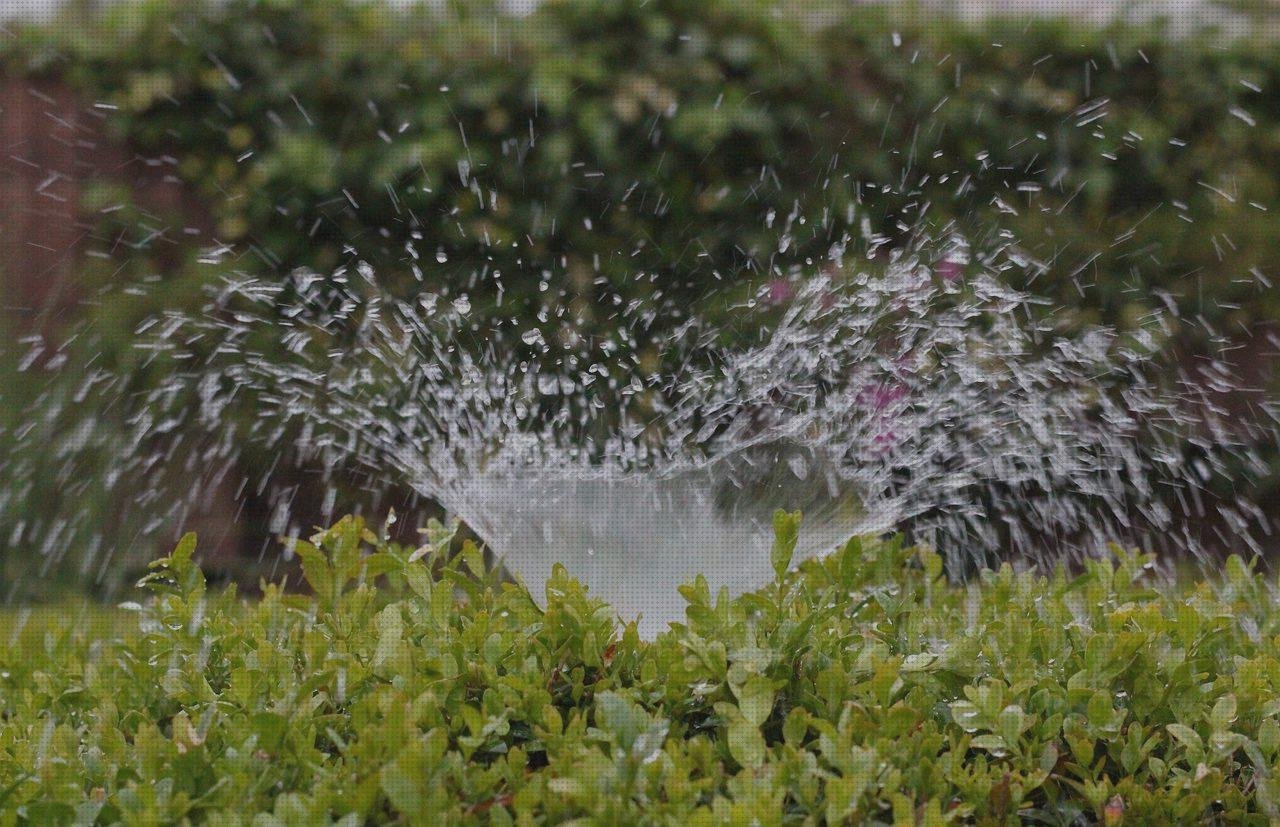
[1,76,207,329]
[2,75,241,567]
[0,78,84,333]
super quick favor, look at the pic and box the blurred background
[1,0,1278,596]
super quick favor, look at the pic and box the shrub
[4,0,1279,340]
[4,513,1280,823]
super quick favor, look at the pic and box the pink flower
[871,429,899,453]
[858,380,909,453]
[936,259,963,283]
[767,278,793,304]
[859,381,908,412]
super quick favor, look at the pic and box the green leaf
[1087,691,1119,732]
[734,675,775,728]
[329,515,365,580]
[771,509,801,581]
[726,710,766,769]
[1210,730,1246,757]
[251,712,288,753]
[291,539,333,602]
[595,691,651,752]
[405,563,433,602]
[971,734,1009,753]
[783,707,810,746]
[374,606,406,671]
[361,552,401,580]
[901,652,938,673]
[1259,718,1280,756]
[461,540,487,580]
[1210,694,1237,733]
[997,705,1028,745]
[381,748,427,814]
[950,700,983,732]
[1167,724,1204,754]
[171,532,197,567]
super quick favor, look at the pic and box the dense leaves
[4,0,1279,339]
[5,514,1280,822]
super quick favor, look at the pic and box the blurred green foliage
[1,0,1277,584]
[3,0,1278,339]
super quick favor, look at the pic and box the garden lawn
[3,513,1280,824]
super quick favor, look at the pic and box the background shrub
[1,0,1277,581]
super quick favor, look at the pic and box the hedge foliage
[5,514,1280,823]
[4,0,1280,345]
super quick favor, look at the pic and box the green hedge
[5,513,1280,822]
[5,0,1280,342]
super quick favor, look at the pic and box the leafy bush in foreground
[4,513,1280,824]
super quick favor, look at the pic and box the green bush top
[4,513,1280,823]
